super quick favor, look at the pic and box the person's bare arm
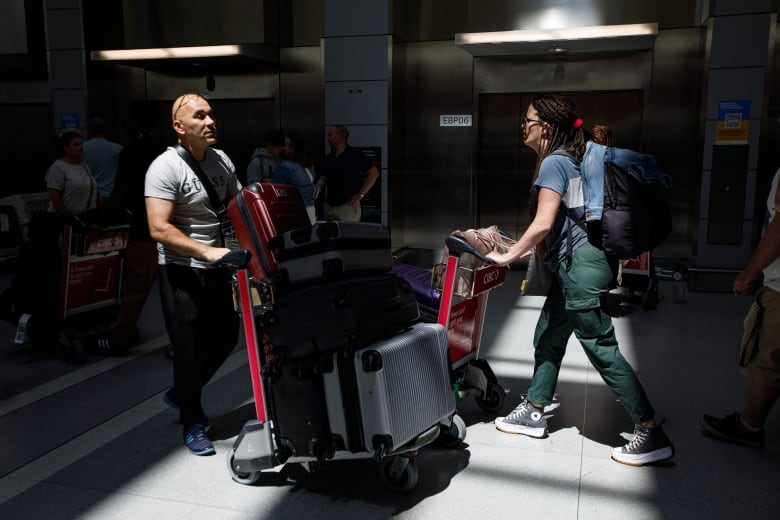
[487,187,561,265]
[146,197,231,263]
[347,166,380,208]
[733,184,780,294]
[47,189,66,213]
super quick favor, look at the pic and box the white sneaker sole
[610,446,674,466]
[495,419,548,438]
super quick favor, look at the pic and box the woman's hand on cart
[445,235,496,264]
[209,248,252,269]
[486,248,532,266]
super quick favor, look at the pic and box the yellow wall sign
[716,100,750,145]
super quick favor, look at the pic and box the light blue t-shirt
[534,153,589,271]
[83,137,123,199]
[272,160,315,206]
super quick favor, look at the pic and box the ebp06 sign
[440,115,472,127]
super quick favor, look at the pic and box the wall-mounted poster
[356,146,381,223]
[716,100,750,145]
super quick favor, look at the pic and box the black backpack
[554,148,672,259]
[598,159,672,258]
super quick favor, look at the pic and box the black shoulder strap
[174,144,224,212]
[174,144,237,247]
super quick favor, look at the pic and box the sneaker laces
[624,425,649,451]
[506,400,537,421]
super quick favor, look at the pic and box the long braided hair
[528,93,587,219]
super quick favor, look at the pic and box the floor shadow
[260,445,472,516]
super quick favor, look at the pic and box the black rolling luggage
[270,221,392,285]
[264,356,339,461]
[267,273,420,360]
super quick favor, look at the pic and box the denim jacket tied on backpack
[579,141,672,222]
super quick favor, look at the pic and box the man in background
[320,124,379,222]
[91,102,166,354]
[702,167,780,449]
[83,117,123,199]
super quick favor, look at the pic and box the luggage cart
[226,250,451,493]
[15,222,128,361]
[393,234,508,445]
[618,252,689,309]
[617,251,658,310]
[436,235,507,410]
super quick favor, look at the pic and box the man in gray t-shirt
[145,93,242,456]
[145,146,239,268]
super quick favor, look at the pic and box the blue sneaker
[183,423,215,456]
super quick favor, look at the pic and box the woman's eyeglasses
[522,117,544,126]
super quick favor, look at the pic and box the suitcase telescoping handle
[209,248,252,269]
[445,235,496,264]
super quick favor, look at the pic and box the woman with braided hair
[486,93,674,466]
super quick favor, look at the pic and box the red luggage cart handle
[236,268,268,422]
[436,235,497,327]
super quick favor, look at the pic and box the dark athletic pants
[158,263,239,427]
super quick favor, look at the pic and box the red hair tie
[572,118,583,130]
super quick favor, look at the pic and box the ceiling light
[90,45,243,61]
[456,23,658,45]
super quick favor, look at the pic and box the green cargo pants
[526,242,655,424]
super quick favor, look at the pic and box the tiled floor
[0,268,777,520]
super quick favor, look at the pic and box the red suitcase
[227,182,311,282]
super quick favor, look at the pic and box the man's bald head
[171,93,206,121]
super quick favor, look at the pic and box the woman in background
[45,130,99,216]
[273,132,317,223]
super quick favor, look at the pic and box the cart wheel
[379,456,418,492]
[437,414,467,447]
[476,383,505,413]
[226,451,261,485]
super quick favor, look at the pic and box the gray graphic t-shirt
[145,146,242,268]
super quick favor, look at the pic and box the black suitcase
[263,356,340,461]
[267,274,420,360]
[270,221,392,284]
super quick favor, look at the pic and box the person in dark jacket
[91,102,166,354]
[246,129,284,185]
[320,125,379,222]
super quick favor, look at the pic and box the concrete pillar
[45,0,87,134]
[697,0,774,268]
[322,0,391,225]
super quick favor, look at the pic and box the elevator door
[476,91,644,238]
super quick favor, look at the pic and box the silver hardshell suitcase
[323,322,455,456]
